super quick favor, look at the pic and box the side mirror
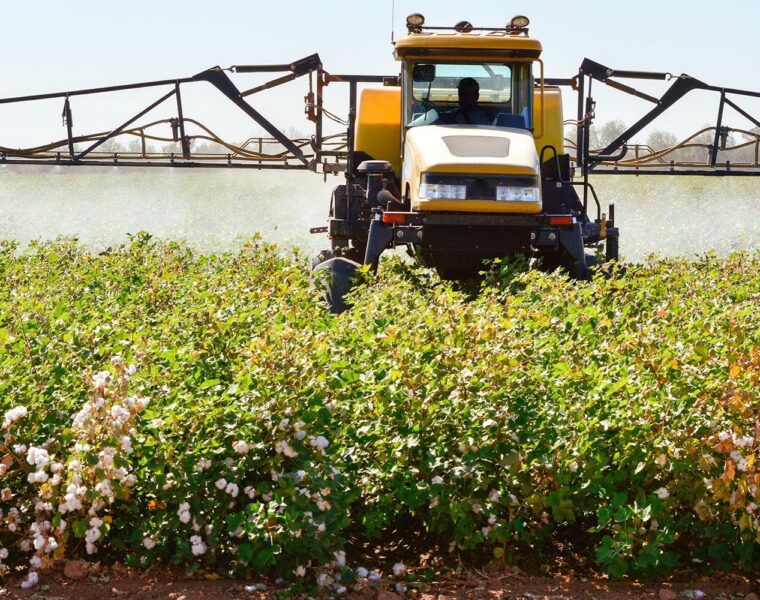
[412,64,436,83]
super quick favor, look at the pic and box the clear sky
[3,1,760,147]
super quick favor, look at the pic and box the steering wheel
[434,110,458,125]
[417,95,445,116]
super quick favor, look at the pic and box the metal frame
[549,58,760,179]
[0,55,393,173]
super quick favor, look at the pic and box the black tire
[312,257,361,314]
[311,249,335,270]
[584,254,600,280]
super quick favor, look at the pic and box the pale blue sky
[3,1,760,146]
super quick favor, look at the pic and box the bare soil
[1,563,757,600]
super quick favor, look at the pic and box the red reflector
[382,212,407,224]
[549,215,573,226]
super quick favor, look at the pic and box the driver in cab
[435,77,490,125]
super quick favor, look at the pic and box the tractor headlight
[419,181,467,200]
[495,185,540,202]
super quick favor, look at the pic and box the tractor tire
[312,256,361,314]
[584,254,600,280]
[311,249,335,270]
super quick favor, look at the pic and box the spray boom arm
[0,54,393,174]
[3,55,760,178]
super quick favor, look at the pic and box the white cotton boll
[392,562,406,576]
[215,478,227,490]
[92,371,110,388]
[95,479,113,499]
[488,514,497,525]
[191,540,207,556]
[179,511,191,524]
[336,585,347,594]
[356,566,369,578]
[395,583,407,594]
[295,430,307,441]
[143,537,156,550]
[275,440,298,457]
[34,536,46,550]
[295,470,306,481]
[26,446,50,468]
[3,406,28,429]
[293,565,306,577]
[334,550,346,567]
[225,482,239,498]
[310,436,329,450]
[368,570,381,581]
[244,486,257,499]
[120,436,133,453]
[482,419,497,428]
[127,364,137,376]
[316,498,331,511]
[431,476,443,485]
[233,441,250,455]
[656,487,669,499]
[0,548,7,560]
[317,573,331,587]
[317,522,326,533]
[489,489,501,502]
[20,571,39,589]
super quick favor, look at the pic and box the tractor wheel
[311,249,335,270]
[312,254,361,314]
[584,254,600,280]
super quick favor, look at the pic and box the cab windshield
[405,61,533,129]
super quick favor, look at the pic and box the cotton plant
[0,357,148,588]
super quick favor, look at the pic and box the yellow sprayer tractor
[2,14,760,312]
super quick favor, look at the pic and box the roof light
[509,15,530,29]
[454,20,473,33]
[406,13,425,32]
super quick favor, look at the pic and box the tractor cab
[404,60,534,130]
